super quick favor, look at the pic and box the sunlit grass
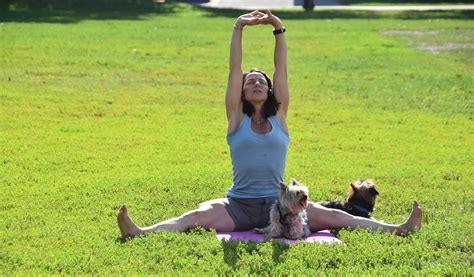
[0,4,472,274]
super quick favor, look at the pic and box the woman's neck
[251,108,266,125]
[252,107,264,118]
[250,108,270,132]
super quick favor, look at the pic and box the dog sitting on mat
[320,179,379,218]
[254,179,311,240]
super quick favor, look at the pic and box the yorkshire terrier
[320,179,379,218]
[255,179,311,240]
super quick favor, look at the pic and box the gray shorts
[224,197,277,231]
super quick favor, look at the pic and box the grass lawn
[0,4,473,274]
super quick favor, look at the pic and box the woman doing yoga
[117,10,422,239]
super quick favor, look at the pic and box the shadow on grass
[221,239,290,269]
[198,6,474,20]
[115,237,128,244]
[114,234,147,244]
[1,3,472,23]
[0,3,189,23]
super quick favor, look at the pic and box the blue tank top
[226,115,289,198]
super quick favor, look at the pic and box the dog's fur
[254,179,311,240]
[320,179,379,218]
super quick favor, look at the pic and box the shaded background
[1,0,474,12]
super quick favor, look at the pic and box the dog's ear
[291,178,299,186]
[370,187,379,196]
[350,182,358,192]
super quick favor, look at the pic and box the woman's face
[242,72,269,103]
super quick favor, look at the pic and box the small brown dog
[255,179,311,240]
[320,180,379,218]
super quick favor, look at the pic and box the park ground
[0,3,473,274]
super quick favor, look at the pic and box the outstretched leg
[117,198,235,239]
[307,201,422,235]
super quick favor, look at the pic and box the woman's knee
[181,206,221,227]
[179,208,206,227]
[309,203,355,228]
[311,203,353,219]
[198,198,228,209]
[329,208,355,222]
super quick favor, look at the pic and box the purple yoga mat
[216,230,343,244]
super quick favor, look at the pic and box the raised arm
[225,21,244,121]
[262,10,289,117]
[225,11,264,133]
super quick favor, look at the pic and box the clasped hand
[235,9,283,30]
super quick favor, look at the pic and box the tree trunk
[303,0,314,11]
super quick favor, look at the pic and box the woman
[117,10,422,239]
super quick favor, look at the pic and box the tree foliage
[0,0,156,10]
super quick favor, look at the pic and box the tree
[0,0,13,10]
[303,0,314,11]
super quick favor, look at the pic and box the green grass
[0,4,473,274]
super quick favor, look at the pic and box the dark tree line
[0,0,156,10]
[303,0,314,11]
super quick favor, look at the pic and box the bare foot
[117,204,144,239]
[399,201,422,235]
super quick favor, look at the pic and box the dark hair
[242,69,280,118]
